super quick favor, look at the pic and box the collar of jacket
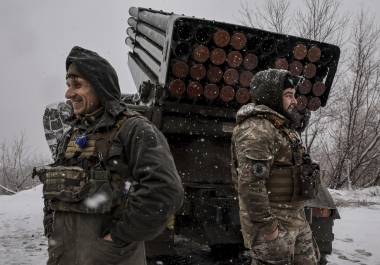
[69,103,126,131]
[236,103,290,127]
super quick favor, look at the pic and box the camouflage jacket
[231,103,305,248]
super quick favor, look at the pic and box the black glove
[300,154,320,200]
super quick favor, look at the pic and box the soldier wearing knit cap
[231,69,320,264]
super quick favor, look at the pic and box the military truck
[123,7,341,264]
[42,7,340,264]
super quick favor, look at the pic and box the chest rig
[40,113,135,214]
[257,114,307,203]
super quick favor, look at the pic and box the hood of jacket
[236,103,288,125]
[66,46,125,118]
[250,68,290,116]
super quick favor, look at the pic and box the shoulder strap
[104,110,144,157]
[112,110,144,138]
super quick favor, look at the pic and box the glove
[300,154,320,199]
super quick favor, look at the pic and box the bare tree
[325,10,380,188]
[293,0,348,153]
[295,0,347,44]
[238,0,291,34]
[0,133,44,193]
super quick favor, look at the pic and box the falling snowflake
[84,193,109,209]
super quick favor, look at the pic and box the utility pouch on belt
[33,165,110,202]
[35,166,88,201]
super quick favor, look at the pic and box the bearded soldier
[231,69,320,264]
[34,46,184,265]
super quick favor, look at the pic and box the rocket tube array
[127,7,337,110]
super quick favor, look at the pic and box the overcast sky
[0,0,379,158]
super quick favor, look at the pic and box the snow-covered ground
[0,185,47,265]
[327,187,380,265]
[328,205,380,265]
[1,186,380,265]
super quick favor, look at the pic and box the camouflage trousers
[250,206,319,265]
[47,211,146,265]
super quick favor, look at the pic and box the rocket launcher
[125,7,340,115]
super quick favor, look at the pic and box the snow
[0,185,47,265]
[329,187,380,207]
[1,185,380,264]
[84,192,109,209]
[327,186,380,265]
[328,205,380,265]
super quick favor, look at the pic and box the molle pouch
[80,170,115,213]
[299,164,320,200]
[38,166,115,214]
[38,166,90,202]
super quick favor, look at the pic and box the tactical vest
[40,112,137,214]
[256,114,309,203]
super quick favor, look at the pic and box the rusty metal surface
[126,7,340,109]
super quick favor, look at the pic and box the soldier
[231,69,320,264]
[35,46,184,265]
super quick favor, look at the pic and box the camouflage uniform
[231,69,319,265]
[36,46,184,265]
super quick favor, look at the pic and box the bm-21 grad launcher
[125,6,340,262]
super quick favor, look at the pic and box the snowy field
[327,187,380,265]
[0,186,47,265]
[1,185,380,265]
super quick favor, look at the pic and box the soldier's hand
[263,226,279,241]
[103,234,113,242]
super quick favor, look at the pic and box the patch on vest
[252,162,268,178]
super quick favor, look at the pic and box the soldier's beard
[286,107,310,133]
[282,103,296,119]
[288,108,302,127]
